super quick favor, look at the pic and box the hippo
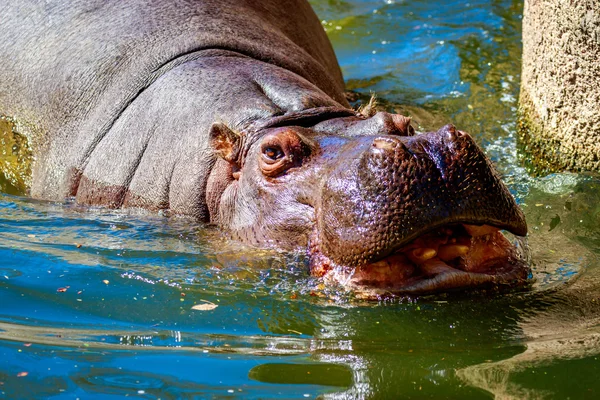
[0,0,528,297]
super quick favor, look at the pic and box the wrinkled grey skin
[0,0,346,217]
[0,0,527,294]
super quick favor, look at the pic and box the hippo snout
[316,127,527,268]
[306,120,529,297]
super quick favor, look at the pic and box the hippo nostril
[372,137,398,152]
[438,124,461,141]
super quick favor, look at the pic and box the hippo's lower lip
[310,224,529,299]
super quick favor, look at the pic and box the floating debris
[191,300,218,311]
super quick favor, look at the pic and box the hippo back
[0,0,347,201]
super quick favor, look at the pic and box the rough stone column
[519,0,600,172]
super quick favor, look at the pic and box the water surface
[2,0,600,398]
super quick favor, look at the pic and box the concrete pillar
[519,0,600,171]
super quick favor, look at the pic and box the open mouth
[310,224,529,298]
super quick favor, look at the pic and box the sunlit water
[2,0,600,398]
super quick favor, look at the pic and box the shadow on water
[2,0,600,398]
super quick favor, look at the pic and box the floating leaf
[192,303,218,311]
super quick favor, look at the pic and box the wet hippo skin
[0,0,527,297]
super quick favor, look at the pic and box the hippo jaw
[309,223,529,298]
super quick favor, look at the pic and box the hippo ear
[392,114,415,136]
[209,122,240,162]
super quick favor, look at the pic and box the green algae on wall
[517,93,575,175]
[0,117,32,195]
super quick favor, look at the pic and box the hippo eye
[259,130,307,177]
[263,146,284,161]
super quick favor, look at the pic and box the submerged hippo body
[0,0,528,297]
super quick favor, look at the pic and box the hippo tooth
[437,244,470,261]
[369,259,390,269]
[463,224,498,237]
[409,248,437,262]
[370,254,407,269]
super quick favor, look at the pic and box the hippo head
[207,109,528,298]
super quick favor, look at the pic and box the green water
[1,0,600,398]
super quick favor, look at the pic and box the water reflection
[0,201,597,399]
